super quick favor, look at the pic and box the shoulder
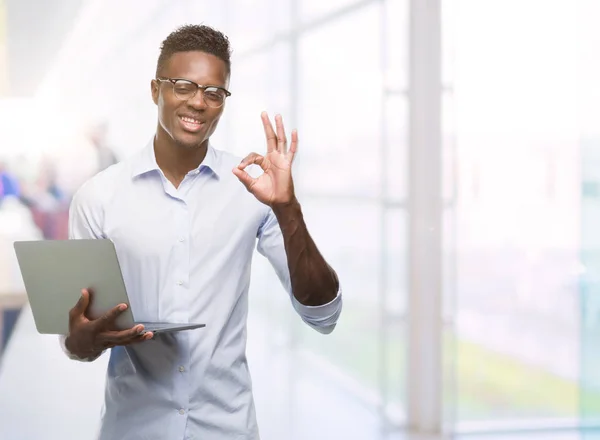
[212,147,242,170]
[211,146,271,220]
[71,161,129,210]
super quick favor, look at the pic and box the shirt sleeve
[68,181,105,241]
[58,182,106,362]
[256,208,342,335]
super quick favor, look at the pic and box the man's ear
[151,79,159,105]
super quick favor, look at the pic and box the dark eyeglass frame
[155,77,232,107]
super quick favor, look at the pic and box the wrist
[65,334,101,360]
[272,196,300,219]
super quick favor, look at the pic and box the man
[60,24,342,439]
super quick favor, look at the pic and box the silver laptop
[13,239,206,335]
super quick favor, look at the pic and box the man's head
[152,25,232,150]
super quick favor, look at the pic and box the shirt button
[179,408,185,415]
[179,366,185,372]
[176,280,183,286]
[178,237,185,242]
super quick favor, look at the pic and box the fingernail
[119,304,127,311]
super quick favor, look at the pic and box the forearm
[272,198,339,306]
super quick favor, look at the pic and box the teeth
[181,116,200,124]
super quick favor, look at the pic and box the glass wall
[445,0,584,433]
[580,0,600,434]
[222,0,410,433]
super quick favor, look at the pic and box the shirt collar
[131,138,220,179]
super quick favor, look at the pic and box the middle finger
[102,326,145,344]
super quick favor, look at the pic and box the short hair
[156,24,232,76]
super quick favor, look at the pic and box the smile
[179,115,204,132]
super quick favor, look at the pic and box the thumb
[73,289,90,314]
[232,167,256,192]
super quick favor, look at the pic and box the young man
[60,24,342,439]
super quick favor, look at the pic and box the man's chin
[174,134,206,150]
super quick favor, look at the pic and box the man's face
[152,51,230,150]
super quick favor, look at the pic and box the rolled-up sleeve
[256,208,342,334]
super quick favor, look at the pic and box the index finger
[261,111,277,153]
[237,152,265,170]
[94,303,128,330]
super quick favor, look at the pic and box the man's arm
[68,181,105,242]
[272,199,339,307]
[61,178,151,360]
[233,112,343,333]
[62,181,110,361]
[256,205,342,334]
[59,182,106,361]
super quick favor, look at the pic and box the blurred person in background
[0,162,20,203]
[87,121,118,173]
[60,24,342,440]
[19,158,68,239]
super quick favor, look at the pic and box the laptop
[13,239,206,335]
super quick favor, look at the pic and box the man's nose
[187,90,207,110]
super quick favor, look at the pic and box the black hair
[156,24,232,76]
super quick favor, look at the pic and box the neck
[154,129,208,186]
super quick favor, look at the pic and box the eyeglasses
[155,77,231,108]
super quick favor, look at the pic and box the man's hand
[232,112,298,207]
[64,289,153,359]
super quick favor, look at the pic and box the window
[578,0,600,427]
[297,3,382,198]
[295,198,407,419]
[299,0,364,23]
[220,41,292,155]
[224,0,290,52]
[293,1,409,420]
[444,0,581,429]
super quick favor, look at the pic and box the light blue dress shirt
[62,140,343,440]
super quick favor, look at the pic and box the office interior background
[0,0,596,439]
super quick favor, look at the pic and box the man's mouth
[179,115,204,132]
